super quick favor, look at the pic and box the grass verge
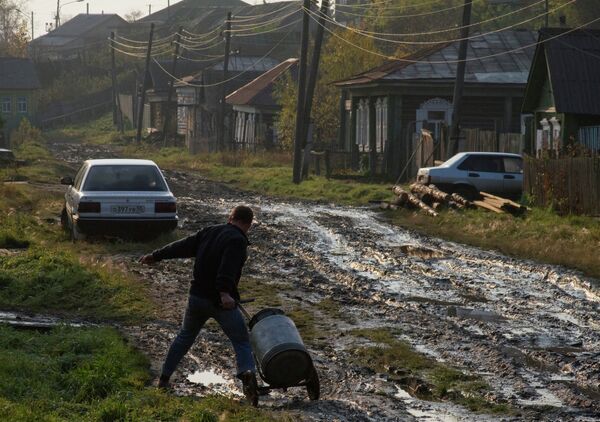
[0,325,289,422]
[388,206,600,280]
[351,328,511,414]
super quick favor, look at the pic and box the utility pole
[545,0,549,28]
[110,32,124,133]
[217,12,232,151]
[292,0,311,184]
[148,4,152,16]
[55,1,60,29]
[449,0,472,156]
[136,23,154,143]
[31,12,34,39]
[163,27,182,146]
[110,32,118,126]
[301,0,329,179]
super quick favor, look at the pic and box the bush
[10,118,43,150]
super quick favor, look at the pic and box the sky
[24,0,282,39]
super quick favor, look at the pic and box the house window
[17,97,28,113]
[375,97,388,153]
[355,99,369,152]
[1,97,11,113]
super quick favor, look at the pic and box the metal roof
[31,14,128,48]
[0,57,41,90]
[336,30,537,87]
[226,58,298,107]
[541,28,600,116]
[211,56,280,72]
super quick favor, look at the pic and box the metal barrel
[249,308,313,387]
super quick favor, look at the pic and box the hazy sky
[25,0,282,39]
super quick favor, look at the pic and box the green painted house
[0,57,41,146]
[522,28,600,156]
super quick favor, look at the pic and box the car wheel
[70,220,86,242]
[60,207,69,231]
[453,185,478,201]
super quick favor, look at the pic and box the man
[139,205,258,405]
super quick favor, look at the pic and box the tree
[274,27,384,149]
[0,0,29,57]
[125,10,143,23]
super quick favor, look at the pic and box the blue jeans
[161,294,255,378]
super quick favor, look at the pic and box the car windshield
[83,165,167,191]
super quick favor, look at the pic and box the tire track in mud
[49,143,599,421]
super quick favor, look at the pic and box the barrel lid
[249,308,285,329]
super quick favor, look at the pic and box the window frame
[1,97,11,114]
[16,97,28,113]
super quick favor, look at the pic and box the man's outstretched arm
[139,229,206,264]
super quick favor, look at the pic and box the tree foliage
[274,27,384,149]
[0,0,29,57]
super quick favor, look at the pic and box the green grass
[351,328,511,414]
[45,113,130,146]
[389,205,600,280]
[0,248,152,322]
[0,325,289,422]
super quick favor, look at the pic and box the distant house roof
[523,28,600,116]
[226,58,298,107]
[0,57,41,90]
[31,14,128,48]
[336,30,537,87]
[210,56,280,72]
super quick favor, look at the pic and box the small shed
[175,56,280,153]
[226,58,298,150]
[0,57,41,144]
[522,28,600,156]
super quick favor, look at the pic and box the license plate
[111,205,145,214]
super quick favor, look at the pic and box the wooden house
[226,58,298,150]
[175,56,279,153]
[522,28,600,156]
[0,57,41,145]
[334,29,536,179]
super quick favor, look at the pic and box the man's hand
[220,292,236,310]
[139,254,156,265]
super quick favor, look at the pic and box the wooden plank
[473,200,504,214]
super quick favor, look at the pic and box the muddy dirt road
[53,143,600,421]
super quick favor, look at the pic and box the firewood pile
[382,184,528,217]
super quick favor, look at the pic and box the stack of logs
[383,184,527,217]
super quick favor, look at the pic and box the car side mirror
[60,176,74,186]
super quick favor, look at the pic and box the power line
[305,0,575,45]
[177,54,225,63]
[182,27,222,40]
[305,8,600,65]
[177,39,225,52]
[116,33,176,45]
[336,0,459,10]
[336,0,480,18]
[228,17,303,37]
[226,6,301,32]
[228,2,300,22]
[179,32,221,46]
[152,29,293,88]
[335,0,547,38]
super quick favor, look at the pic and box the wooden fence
[524,156,600,216]
[458,129,523,154]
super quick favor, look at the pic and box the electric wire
[335,0,459,9]
[182,27,222,40]
[227,1,300,22]
[111,37,174,51]
[179,32,221,46]
[304,0,575,45]
[333,0,547,38]
[177,38,225,51]
[228,17,303,37]
[304,6,600,64]
[335,0,481,18]
[153,30,293,88]
[110,45,174,59]
[226,7,301,32]
[177,54,225,63]
[116,32,176,45]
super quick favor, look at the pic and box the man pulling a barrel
[139,205,259,406]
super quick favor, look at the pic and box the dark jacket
[151,223,248,304]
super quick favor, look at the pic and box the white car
[416,152,523,200]
[60,159,178,239]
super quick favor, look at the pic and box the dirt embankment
[51,142,600,421]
